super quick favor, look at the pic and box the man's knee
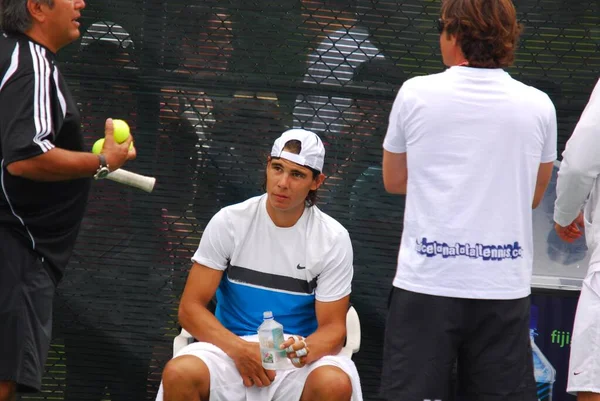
[578,391,600,401]
[162,355,210,398]
[0,381,16,401]
[301,366,352,401]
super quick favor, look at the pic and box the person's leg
[156,341,247,401]
[380,287,465,401]
[578,393,600,401]
[0,233,55,396]
[458,296,536,401]
[567,272,600,399]
[161,355,211,401]
[269,353,362,401]
[0,382,16,401]
[300,366,352,401]
[0,236,21,401]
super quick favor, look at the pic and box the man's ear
[311,173,326,191]
[450,33,459,46]
[27,0,47,24]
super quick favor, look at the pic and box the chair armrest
[173,328,195,356]
[340,305,361,358]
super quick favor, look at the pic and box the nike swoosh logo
[574,371,583,376]
[296,264,306,270]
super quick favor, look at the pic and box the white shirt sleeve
[541,97,558,163]
[383,85,408,154]
[554,78,600,227]
[315,230,354,302]
[191,209,234,271]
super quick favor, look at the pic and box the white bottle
[258,311,288,370]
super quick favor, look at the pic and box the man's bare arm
[382,150,407,195]
[300,295,349,364]
[178,263,246,355]
[6,119,134,181]
[178,263,274,387]
[532,161,554,209]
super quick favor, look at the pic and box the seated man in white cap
[155,129,362,401]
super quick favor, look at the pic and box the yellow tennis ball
[92,138,104,155]
[92,138,133,154]
[112,119,130,144]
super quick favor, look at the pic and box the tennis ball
[92,137,133,155]
[112,119,130,144]
[92,138,104,155]
[92,138,133,155]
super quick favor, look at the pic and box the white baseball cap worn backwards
[270,129,326,173]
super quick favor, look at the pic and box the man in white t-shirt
[380,0,557,400]
[553,77,600,401]
[154,129,362,401]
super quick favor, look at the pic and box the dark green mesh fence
[22,0,600,400]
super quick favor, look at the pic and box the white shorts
[567,271,600,395]
[155,334,363,401]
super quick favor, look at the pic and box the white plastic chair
[173,305,361,358]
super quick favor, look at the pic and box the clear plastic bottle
[530,305,556,401]
[258,311,288,370]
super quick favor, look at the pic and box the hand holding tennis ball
[112,119,130,143]
[92,138,134,155]
[92,118,136,172]
[92,119,134,155]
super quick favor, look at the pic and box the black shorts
[0,229,56,393]
[380,287,536,401]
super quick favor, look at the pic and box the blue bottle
[530,305,556,401]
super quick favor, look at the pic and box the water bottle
[530,305,556,401]
[258,311,287,370]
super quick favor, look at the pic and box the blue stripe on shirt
[216,276,317,337]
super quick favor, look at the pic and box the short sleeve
[541,98,558,163]
[382,85,408,154]
[314,230,354,302]
[191,209,234,271]
[0,54,55,164]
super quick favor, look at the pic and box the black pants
[380,287,536,401]
[0,230,55,393]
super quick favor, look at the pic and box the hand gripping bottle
[530,305,556,401]
[258,311,287,370]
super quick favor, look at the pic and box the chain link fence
[21,0,600,400]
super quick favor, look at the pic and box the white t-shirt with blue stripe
[192,194,353,336]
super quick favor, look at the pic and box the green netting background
[21,1,600,400]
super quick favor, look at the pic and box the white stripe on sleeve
[53,68,67,118]
[0,43,19,93]
[29,43,54,153]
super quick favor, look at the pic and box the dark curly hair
[440,0,523,68]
